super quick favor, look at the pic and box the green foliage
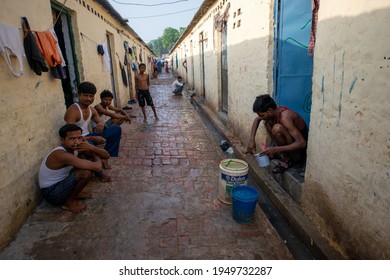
[148,27,185,56]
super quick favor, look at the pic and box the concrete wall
[303,0,390,259]
[172,0,390,259]
[173,0,273,146]
[0,0,153,249]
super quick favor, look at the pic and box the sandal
[272,160,294,174]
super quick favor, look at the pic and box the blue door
[274,0,313,127]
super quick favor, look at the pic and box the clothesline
[80,32,101,46]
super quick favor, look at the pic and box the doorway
[274,0,313,127]
[105,33,118,106]
[221,26,228,113]
[199,32,206,98]
[51,5,79,108]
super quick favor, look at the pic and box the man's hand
[87,136,106,145]
[260,147,279,157]
[75,139,95,152]
[94,122,105,133]
[246,139,256,154]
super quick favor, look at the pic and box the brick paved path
[0,73,292,260]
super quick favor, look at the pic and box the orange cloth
[34,31,62,67]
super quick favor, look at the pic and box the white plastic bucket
[219,159,249,204]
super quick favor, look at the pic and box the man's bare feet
[102,159,112,170]
[155,116,159,121]
[143,118,148,123]
[61,201,87,213]
[76,191,92,199]
[99,173,112,182]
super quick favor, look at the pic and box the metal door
[221,26,228,112]
[274,0,313,127]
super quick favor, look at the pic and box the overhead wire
[125,7,199,19]
[111,0,189,6]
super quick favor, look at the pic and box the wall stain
[319,75,325,128]
[349,77,357,96]
[332,54,336,115]
[337,51,345,127]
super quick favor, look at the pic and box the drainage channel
[189,97,314,260]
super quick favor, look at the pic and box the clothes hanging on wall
[34,31,62,68]
[97,44,104,55]
[21,17,48,76]
[101,43,110,72]
[0,23,24,77]
[120,61,128,87]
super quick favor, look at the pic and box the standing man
[39,124,109,213]
[246,94,308,173]
[64,81,122,180]
[135,63,159,123]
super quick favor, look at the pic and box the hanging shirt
[35,31,62,68]
[22,17,48,76]
[101,43,110,72]
[0,23,24,77]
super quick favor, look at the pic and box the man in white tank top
[64,81,122,181]
[39,124,109,213]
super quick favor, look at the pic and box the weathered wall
[0,0,65,250]
[172,0,390,259]
[173,0,274,147]
[303,0,390,259]
[0,0,153,249]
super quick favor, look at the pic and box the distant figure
[153,60,158,79]
[246,94,308,174]
[157,59,162,73]
[172,76,185,96]
[165,60,169,73]
[39,124,109,213]
[135,63,159,123]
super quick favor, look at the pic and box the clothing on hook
[0,23,24,77]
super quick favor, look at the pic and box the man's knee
[271,124,285,136]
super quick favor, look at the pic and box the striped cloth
[308,0,320,56]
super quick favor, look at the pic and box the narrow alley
[0,73,292,260]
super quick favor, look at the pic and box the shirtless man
[64,81,122,178]
[246,94,308,173]
[135,63,159,123]
[39,124,109,212]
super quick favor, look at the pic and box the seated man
[172,76,185,95]
[246,94,308,173]
[93,89,133,128]
[39,124,109,213]
[64,81,122,178]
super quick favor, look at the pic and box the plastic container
[219,159,249,204]
[231,186,259,224]
[254,153,270,167]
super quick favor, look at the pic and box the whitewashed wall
[303,0,390,259]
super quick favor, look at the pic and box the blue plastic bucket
[231,186,259,224]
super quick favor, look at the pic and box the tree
[161,27,180,50]
[148,27,185,56]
